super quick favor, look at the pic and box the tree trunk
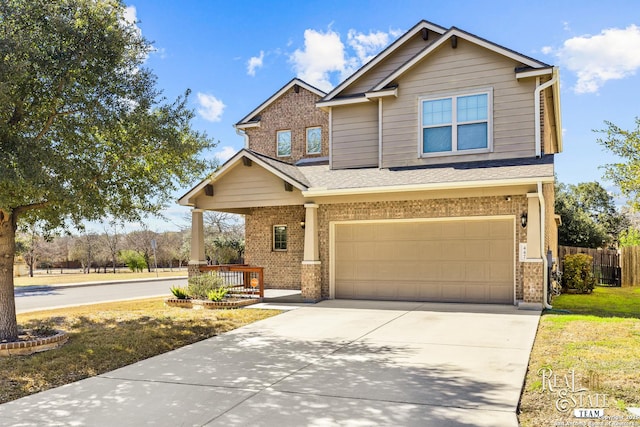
[0,211,19,342]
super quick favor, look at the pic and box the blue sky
[123,0,640,231]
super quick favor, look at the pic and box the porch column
[301,203,321,301]
[188,208,207,277]
[526,193,541,259]
[303,203,319,262]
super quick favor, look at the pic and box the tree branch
[13,201,50,220]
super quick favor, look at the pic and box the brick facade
[245,205,305,289]
[240,194,552,303]
[245,86,328,164]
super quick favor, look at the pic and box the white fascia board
[179,150,309,205]
[321,20,446,101]
[516,68,554,79]
[302,176,554,198]
[234,122,260,129]
[178,178,211,206]
[218,151,308,191]
[365,87,398,99]
[373,28,549,91]
[316,96,371,108]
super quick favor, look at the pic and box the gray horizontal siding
[381,39,537,167]
[342,33,444,96]
[332,103,379,169]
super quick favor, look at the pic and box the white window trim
[306,126,322,154]
[418,88,493,158]
[273,224,288,251]
[276,130,291,158]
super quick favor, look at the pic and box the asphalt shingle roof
[246,151,554,192]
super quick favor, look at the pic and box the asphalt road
[14,278,187,314]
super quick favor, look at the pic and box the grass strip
[0,298,280,404]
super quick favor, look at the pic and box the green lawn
[14,270,187,287]
[519,286,640,426]
[1,298,280,404]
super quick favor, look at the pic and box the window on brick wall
[273,225,287,251]
[306,127,321,154]
[277,130,291,157]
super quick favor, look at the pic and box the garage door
[333,218,514,304]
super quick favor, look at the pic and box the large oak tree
[0,0,213,340]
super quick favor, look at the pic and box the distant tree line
[14,213,244,276]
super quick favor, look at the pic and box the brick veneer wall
[245,86,328,164]
[245,205,305,289]
[316,196,533,301]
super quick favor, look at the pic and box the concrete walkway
[0,300,540,426]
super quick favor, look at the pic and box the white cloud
[247,51,264,76]
[196,93,225,122]
[123,5,137,26]
[348,29,390,64]
[548,25,640,94]
[290,28,347,92]
[214,146,237,162]
[289,26,400,92]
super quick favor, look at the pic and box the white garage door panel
[334,219,514,304]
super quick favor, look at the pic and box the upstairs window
[306,127,322,154]
[277,130,291,157]
[273,225,287,251]
[420,91,491,156]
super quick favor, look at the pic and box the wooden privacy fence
[558,246,621,287]
[621,246,640,287]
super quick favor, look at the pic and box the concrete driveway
[0,300,540,426]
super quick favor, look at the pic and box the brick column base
[301,262,322,302]
[523,262,544,303]
[188,261,207,278]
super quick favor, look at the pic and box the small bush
[562,253,597,293]
[187,273,225,300]
[206,287,228,302]
[170,286,190,299]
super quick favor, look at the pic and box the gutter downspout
[235,126,249,149]
[538,181,552,309]
[534,68,558,158]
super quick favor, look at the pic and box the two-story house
[179,20,562,308]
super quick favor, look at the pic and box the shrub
[119,250,147,272]
[187,273,225,300]
[170,286,190,299]
[206,287,228,302]
[562,253,597,293]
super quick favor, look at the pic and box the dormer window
[306,127,322,154]
[277,130,291,157]
[420,90,492,156]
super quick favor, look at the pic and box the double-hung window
[306,127,322,154]
[421,91,491,155]
[277,130,291,157]
[273,225,287,251]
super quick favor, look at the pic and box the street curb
[15,276,188,293]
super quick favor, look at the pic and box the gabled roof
[320,20,551,104]
[371,26,550,92]
[235,78,326,128]
[320,20,447,102]
[179,150,555,205]
[178,149,310,206]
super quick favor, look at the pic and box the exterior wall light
[300,221,305,229]
[521,212,528,228]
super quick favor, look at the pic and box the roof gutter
[538,181,552,309]
[534,68,558,158]
[234,126,249,149]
